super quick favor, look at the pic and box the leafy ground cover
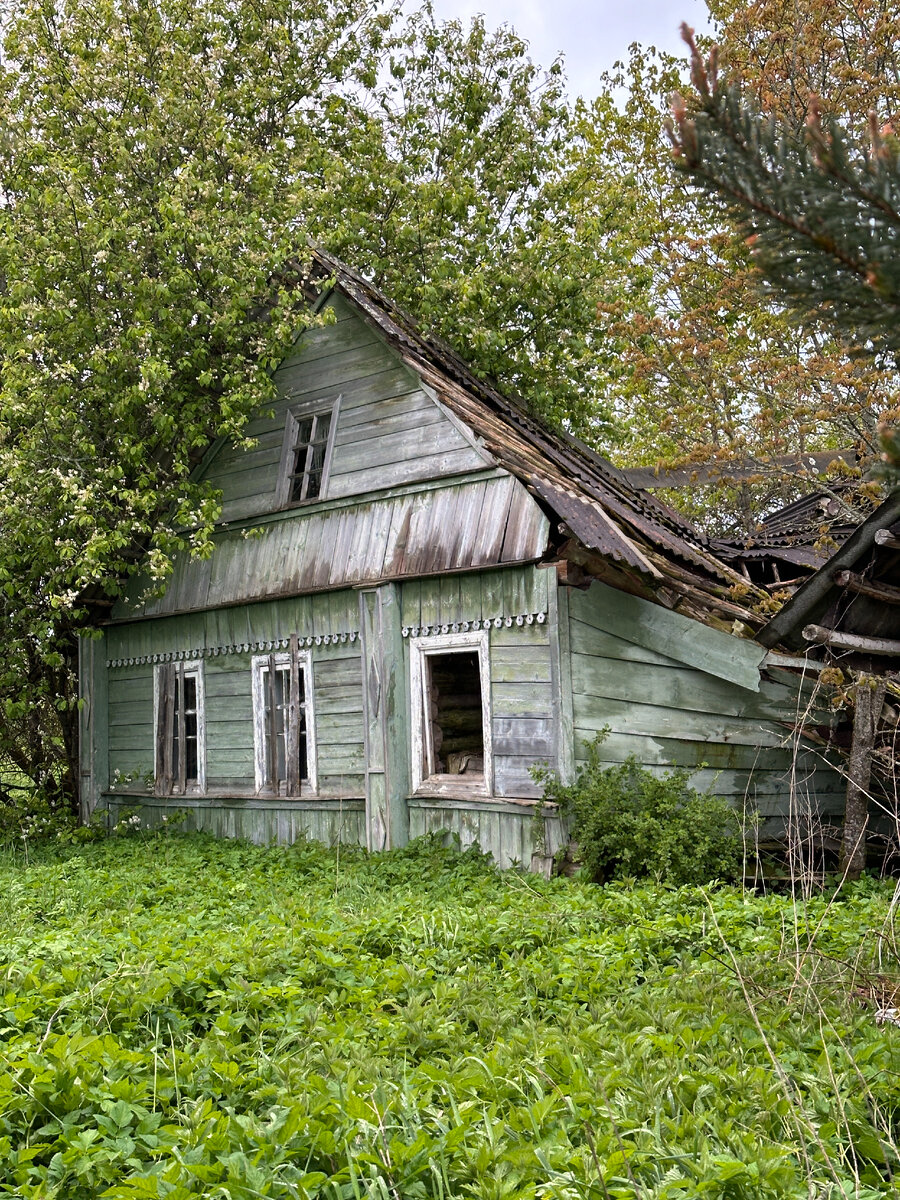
[1,834,900,1198]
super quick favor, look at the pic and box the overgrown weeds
[0,834,899,1197]
[540,737,742,886]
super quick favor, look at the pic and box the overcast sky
[429,0,714,100]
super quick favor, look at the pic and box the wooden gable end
[113,294,551,619]
[202,294,492,524]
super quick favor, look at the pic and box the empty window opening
[423,651,484,778]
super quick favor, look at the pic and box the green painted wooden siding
[107,666,154,783]
[98,563,843,858]
[408,799,565,871]
[568,580,843,824]
[107,796,367,847]
[203,294,488,524]
[110,291,551,624]
[115,471,548,620]
[399,566,555,800]
[105,588,366,799]
[568,577,766,691]
[108,592,359,658]
[399,564,549,629]
[104,568,558,844]
[490,620,554,798]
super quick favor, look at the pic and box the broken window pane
[286,406,336,503]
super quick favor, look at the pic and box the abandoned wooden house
[79,251,844,867]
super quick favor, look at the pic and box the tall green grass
[0,833,898,1198]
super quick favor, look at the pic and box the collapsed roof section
[757,490,900,663]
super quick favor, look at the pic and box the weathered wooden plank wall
[400,566,555,799]
[106,796,367,847]
[105,588,367,802]
[115,472,549,619]
[107,665,155,785]
[203,294,488,524]
[100,564,565,862]
[568,581,844,828]
[408,798,566,871]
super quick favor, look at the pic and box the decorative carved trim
[107,631,359,669]
[107,610,546,666]
[401,612,546,638]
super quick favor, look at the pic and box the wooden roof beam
[834,569,900,604]
[621,448,856,489]
[874,528,900,550]
[802,624,900,656]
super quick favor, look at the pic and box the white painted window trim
[409,630,492,795]
[251,650,317,795]
[275,394,342,509]
[153,661,206,795]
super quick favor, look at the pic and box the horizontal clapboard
[201,293,492,524]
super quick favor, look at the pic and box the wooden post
[359,584,410,851]
[840,676,886,879]
[78,633,108,823]
[549,574,575,785]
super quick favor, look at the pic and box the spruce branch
[668,27,900,363]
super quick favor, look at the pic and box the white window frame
[153,662,206,795]
[409,630,492,795]
[275,395,341,508]
[251,649,317,796]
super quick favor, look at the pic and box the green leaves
[0,835,899,1196]
[670,51,900,362]
[585,41,893,539]
[309,4,624,439]
[0,0,383,800]
[543,739,742,886]
[0,0,626,809]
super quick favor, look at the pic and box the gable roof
[310,249,764,629]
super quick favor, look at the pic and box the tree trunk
[840,677,885,879]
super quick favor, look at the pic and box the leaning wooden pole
[840,676,885,879]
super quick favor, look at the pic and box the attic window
[410,631,492,795]
[277,397,341,507]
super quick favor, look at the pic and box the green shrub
[543,737,742,885]
[0,779,77,846]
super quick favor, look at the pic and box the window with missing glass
[155,662,205,795]
[251,642,316,796]
[409,630,492,796]
[277,398,341,507]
